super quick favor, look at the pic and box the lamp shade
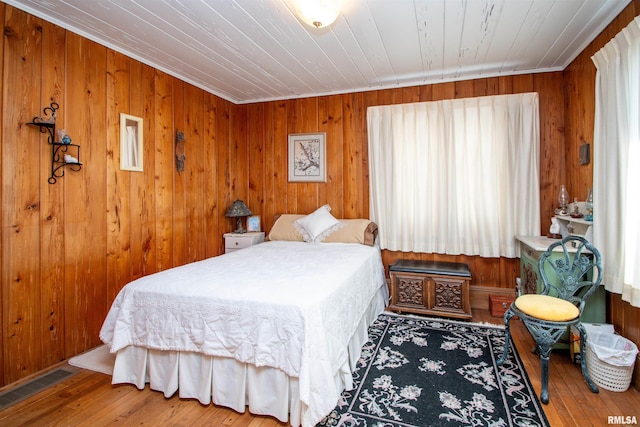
[226,200,252,233]
[293,0,343,29]
[226,199,252,218]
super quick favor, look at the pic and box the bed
[99,208,388,427]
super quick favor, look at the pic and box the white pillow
[294,205,344,243]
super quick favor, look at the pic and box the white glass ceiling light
[293,0,343,29]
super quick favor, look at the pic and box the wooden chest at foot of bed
[389,260,472,320]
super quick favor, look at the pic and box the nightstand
[224,232,265,253]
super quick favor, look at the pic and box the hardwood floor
[1,310,639,426]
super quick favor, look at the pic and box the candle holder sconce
[27,101,82,184]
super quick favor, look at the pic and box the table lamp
[225,200,252,233]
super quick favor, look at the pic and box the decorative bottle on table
[585,189,593,221]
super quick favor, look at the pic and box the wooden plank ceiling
[4,0,631,104]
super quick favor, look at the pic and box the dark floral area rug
[318,313,549,427]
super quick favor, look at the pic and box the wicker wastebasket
[586,331,638,392]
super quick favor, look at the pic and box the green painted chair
[497,235,601,404]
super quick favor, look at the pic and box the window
[592,16,640,308]
[367,93,540,258]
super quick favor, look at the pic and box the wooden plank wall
[0,5,246,386]
[1,0,639,388]
[249,74,565,291]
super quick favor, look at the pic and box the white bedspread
[100,240,386,426]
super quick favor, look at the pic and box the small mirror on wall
[120,113,143,172]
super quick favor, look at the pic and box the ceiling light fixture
[293,0,343,29]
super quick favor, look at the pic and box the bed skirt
[111,288,388,426]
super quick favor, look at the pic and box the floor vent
[0,367,78,411]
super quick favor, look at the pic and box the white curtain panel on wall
[367,92,540,258]
[592,16,640,308]
[126,125,139,168]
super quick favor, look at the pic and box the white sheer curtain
[592,16,640,308]
[367,93,540,258]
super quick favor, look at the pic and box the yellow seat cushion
[514,294,579,321]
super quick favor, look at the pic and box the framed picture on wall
[247,215,261,232]
[120,113,144,172]
[288,133,326,182]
